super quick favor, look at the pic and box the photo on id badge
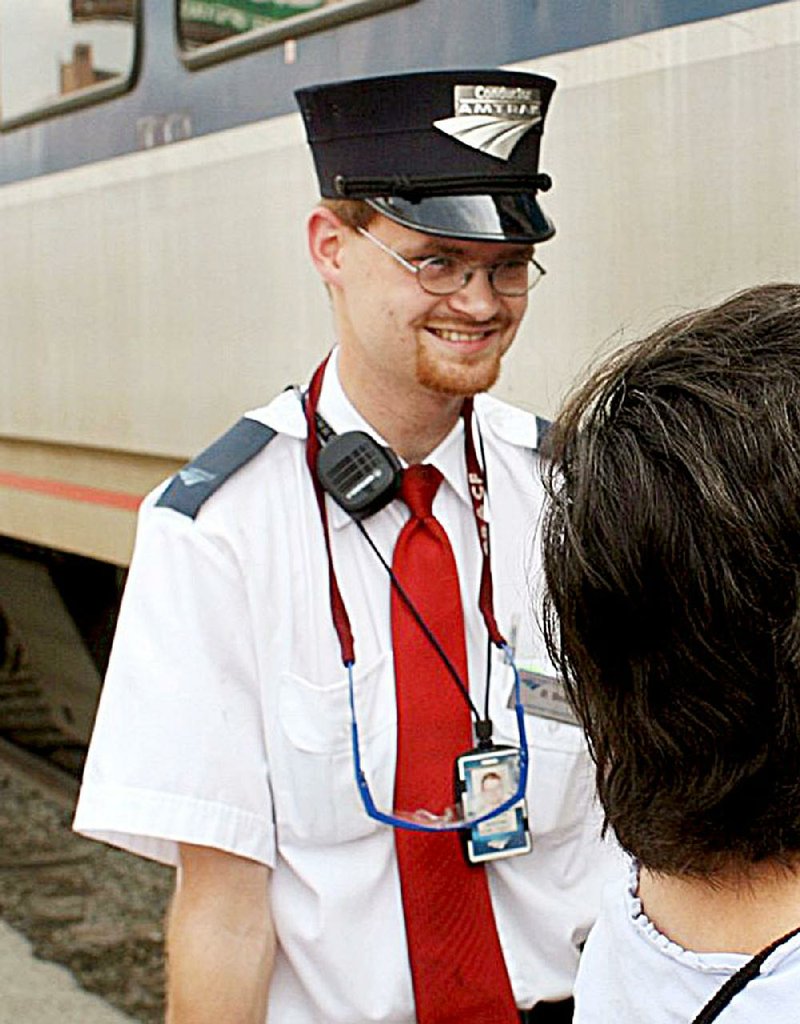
[457,747,532,864]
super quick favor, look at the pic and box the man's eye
[419,256,457,273]
[493,260,530,284]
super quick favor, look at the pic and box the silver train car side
[1,0,799,568]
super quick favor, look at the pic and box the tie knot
[400,464,443,519]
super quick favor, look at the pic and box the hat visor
[366,194,555,244]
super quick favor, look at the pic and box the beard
[415,339,504,397]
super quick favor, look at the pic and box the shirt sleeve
[73,494,275,868]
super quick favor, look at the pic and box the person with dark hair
[73,69,621,1023]
[541,282,800,1022]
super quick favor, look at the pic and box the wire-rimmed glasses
[357,226,546,297]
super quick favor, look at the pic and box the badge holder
[455,745,532,864]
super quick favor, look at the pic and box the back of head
[542,283,800,877]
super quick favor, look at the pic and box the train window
[0,0,138,128]
[178,0,416,67]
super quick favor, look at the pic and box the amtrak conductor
[74,69,621,1024]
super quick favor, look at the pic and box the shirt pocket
[273,653,396,845]
[490,651,596,839]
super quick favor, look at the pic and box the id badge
[454,746,532,864]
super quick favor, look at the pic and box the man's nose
[445,268,501,319]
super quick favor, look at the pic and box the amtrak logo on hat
[433,85,543,162]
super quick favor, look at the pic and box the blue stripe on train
[0,0,788,186]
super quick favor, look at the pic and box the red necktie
[392,464,518,1024]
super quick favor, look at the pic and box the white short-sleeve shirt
[575,862,800,1023]
[75,354,623,1023]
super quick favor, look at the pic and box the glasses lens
[417,256,463,295]
[417,257,543,296]
[492,260,536,296]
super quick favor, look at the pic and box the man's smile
[423,322,506,349]
[427,327,493,341]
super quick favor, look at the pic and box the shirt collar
[242,348,359,439]
[247,349,484,529]
[321,353,476,530]
[318,348,384,439]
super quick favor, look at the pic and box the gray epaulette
[535,416,552,451]
[156,417,276,519]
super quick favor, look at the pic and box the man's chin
[416,347,502,398]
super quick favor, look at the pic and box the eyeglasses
[347,646,530,833]
[357,226,546,297]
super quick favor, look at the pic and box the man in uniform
[74,70,620,1024]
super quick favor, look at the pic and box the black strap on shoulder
[156,417,276,519]
[690,924,800,1024]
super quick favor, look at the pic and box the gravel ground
[0,765,172,1023]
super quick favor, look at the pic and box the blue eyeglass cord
[347,643,529,834]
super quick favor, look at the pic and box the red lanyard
[303,354,506,669]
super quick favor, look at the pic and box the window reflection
[0,0,137,122]
[179,0,343,49]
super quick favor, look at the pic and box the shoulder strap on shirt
[475,395,551,455]
[156,417,276,519]
[535,415,552,453]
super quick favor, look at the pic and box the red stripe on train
[0,471,143,511]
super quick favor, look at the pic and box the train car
[0,0,798,759]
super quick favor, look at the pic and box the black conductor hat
[295,69,557,244]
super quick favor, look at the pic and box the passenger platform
[0,919,135,1023]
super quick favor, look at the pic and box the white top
[575,862,800,1023]
[74,355,622,1023]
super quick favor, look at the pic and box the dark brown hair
[541,283,800,876]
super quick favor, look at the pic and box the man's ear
[307,206,349,288]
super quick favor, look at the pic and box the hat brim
[366,194,555,244]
